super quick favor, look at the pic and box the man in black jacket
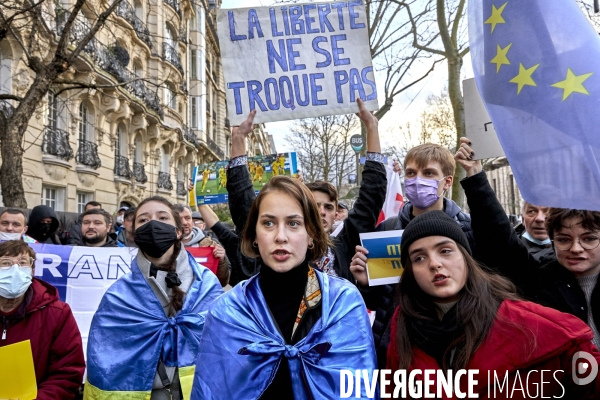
[514,202,555,262]
[27,205,62,245]
[225,98,387,283]
[66,201,102,245]
[456,137,599,350]
[79,209,117,247]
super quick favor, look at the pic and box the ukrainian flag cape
[191,269,377,399]
[85,252,223,399]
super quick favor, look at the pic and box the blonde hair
[405,143,456,177]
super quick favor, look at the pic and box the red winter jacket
[387,300,600,399]
[0,278,85,399]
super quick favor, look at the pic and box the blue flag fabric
[469,0,600,210]
[191,270,378,399]
[85,252,223,393]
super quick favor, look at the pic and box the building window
[160,146,170,173]
[79,102,94,141]
[191,50,197,79]
[41,186,65,211]
[134,135,143,162]
[191,97,197,128]
[165,83,176,109]
[48,93,59,129]
[77,192,93,214]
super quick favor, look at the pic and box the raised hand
[455,137,483,177]
[349,245,370,286]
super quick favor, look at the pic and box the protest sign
[0,340,37,399]
[217,1,379,125]
[195,152,298,204]
[359,230,403,286]
[28,244,217,360]
[463,78,504,159]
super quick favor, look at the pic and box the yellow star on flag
[551,68,593,101]
[490,43,512,73]
[484,2,508,34]
[509,63,540,94]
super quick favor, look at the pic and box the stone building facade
[0,0,273,213]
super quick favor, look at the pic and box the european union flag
[469,0,600,210]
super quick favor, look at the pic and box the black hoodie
[27,205,61,244]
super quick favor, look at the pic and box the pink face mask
[404,177,445,209]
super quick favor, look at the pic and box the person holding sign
[350,143,474,368]
[0,240,85,399]
[386,211,600,398]
[191,176,377,399]
[85,196,223,399]
[225,98,386,283]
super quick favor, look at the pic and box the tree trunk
[0,70,55,207]
[447,55,466,207]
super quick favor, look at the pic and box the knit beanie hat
[401,210,471,267]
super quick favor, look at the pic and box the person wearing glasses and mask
[456,137,600,350]
[85,196,223,399]
[0,240,85,399]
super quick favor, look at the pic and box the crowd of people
[1,99,599,399]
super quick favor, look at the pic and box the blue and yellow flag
[469,0,600,210]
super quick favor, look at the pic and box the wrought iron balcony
[0,100,14,119]
[76,139,102,169]
[182,124,198,145]
[56,10,98,56]
[42,126,74,161]
[116,2,153,50]
[133,162,148,184]
[158,171,173,190]
[163,43,184,76]
[164,0,181,18]
[176,181,187,196]
[114,155,133,178]
[206,135,224,159]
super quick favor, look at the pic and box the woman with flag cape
[84,196,223,399]
[191,169,377,399]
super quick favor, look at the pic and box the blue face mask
[523,231,551,246]
[0,265,32,299]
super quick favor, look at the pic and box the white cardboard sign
[463,78,505,159]
[217,1,379,125]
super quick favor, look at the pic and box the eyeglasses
[552,235,600,251]
[0,257,35,268]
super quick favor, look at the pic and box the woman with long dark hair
[85,196,223,399]
[387,211,600,398]
[191,176,377,399]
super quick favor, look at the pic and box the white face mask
[0,265,32,299]
[116,215,124,224]
[0,231,23,241]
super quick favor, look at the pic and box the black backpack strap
[156,361,183,400]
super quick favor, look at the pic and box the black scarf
[406,304,462,369]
